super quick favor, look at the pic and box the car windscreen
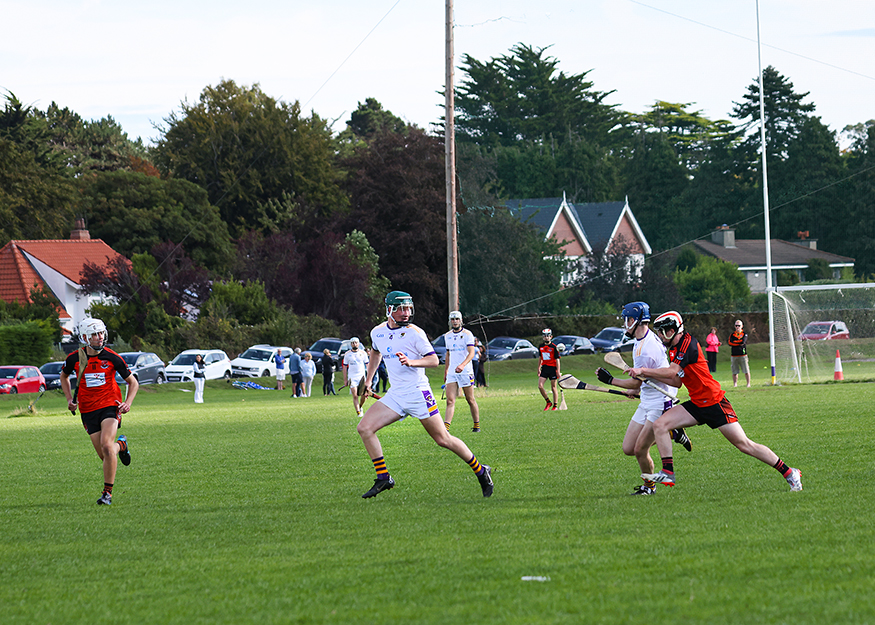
[595,329,623,341]
[171,354,198,366]
[40,363,64,374]
[239,349,272,361]
[488,338,517,349]
[121,354,139,366]
[0,368,18,379]
[803,323,831,335]
[308,340,340,353]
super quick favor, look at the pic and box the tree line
[1,43,873,352]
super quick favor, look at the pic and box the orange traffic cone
[834,349,844,381]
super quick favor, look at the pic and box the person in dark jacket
[321,349,336,395]
[728,320,751,388]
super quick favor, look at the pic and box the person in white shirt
[593,301,691,495]
[343,337,369,417]
[441,311,481,432]
[300,352,317,397]
[356,291,493,499]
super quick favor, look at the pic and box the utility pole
[445,0,459,312]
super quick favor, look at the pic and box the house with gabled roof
[693,226,855,293]
[0,220,129,336]
[505,194,652,285]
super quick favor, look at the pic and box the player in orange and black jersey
[61,319,139,506]
[625,311,803,492]
[537,328,561,411]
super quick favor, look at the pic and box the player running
[343,337,369,417]
[594,302,691,495]
[442,310,481,432]
[356,291,493,499]
[60,319,138,505]
[627,311,802,492]
[538,328,561,411]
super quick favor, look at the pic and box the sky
[3,0,874,147]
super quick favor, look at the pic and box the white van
[165,349,232,382]
[231,345,293,378]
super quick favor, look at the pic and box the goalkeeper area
[771,283,875,384]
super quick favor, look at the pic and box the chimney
[70,218,90,240]
[711,224,736,248]
[793,231,817,250]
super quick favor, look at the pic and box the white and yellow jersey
[370,322,435,389]
[633,328,678,410]
[443,328,475,374]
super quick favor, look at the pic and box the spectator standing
[301,352,317,397]
[274,349,286,391]
[705,327,721,373]
[193,353,206,403]
[375,358,389,393]
[321,349,336,395]
[475,339,487,387]
[287,348,302,397]
[728,320,751,388]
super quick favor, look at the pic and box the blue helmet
[621,301,650,337]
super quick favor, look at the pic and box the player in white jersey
[441,311,481,432]
[356,291,493,499]
[593,302,691,495]
[342,337,369,417]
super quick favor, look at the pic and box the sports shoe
[551,404,558,410]
[118,434,131,466]
[544,401,553,411]
[97,492,112,505]
[362,476,395,498]
[786,468,803,491]
[671,428,692,452]
[477,465,494,497]
[630,484,655,496]
[471,426,480,432]
[642,470,675,487]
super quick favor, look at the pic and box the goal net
[770,283,875,384]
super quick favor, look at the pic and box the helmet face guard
[79,318,108,350]
[653,311,683,344]
[385,291,414,326]
[449,310,462,330]
[542,328,552,342]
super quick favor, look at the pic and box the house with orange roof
[0,220,129,336]
[505,194,651,285]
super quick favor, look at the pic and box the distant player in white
[356,291,493,499]
[343,337,369,417]
[442,310,481,432]
[593,301,690,495]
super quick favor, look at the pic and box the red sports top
[539,342,560,368]
[63,348,131,414]
[668,333,725,407]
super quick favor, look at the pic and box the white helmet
[79,318,108,349]
[449,310,463,328]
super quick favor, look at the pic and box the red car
[798,321,850,341]
[0,365,47,394]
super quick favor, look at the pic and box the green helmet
[385,290,414,325]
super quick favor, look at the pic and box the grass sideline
[2,363,874,624]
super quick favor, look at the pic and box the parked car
[302,338,351,374]
[553,334,596,356]
[798,321,850,341]
[589,327,636,353]
[486,337,539,361]
[115,352,166,385]
[231,345,293,378]
[165,349,233,382]
[39,361,76,390]
[0,365,47,394]
[431,334,448,364]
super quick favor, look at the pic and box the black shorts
[539,365,558,380]
[81,406,121,435]
[682,398,738,429]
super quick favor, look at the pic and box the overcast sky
[4,0,873,146]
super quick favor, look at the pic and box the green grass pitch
[1,349,874,624]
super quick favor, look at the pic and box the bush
[0,321,54,364]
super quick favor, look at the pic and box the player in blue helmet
[594,302,690,495]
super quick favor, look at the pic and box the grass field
[2,349,874,624]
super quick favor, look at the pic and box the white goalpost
[769,283,875,384]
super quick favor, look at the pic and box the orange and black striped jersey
[667,333,725,407]
[63,348,131,414]
[539,342,560,368]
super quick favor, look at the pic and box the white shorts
[631,405,665,425]
[348,373,365,393]
[445,371,475,388]
[378,386,441,421]
[275,371,286,381]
